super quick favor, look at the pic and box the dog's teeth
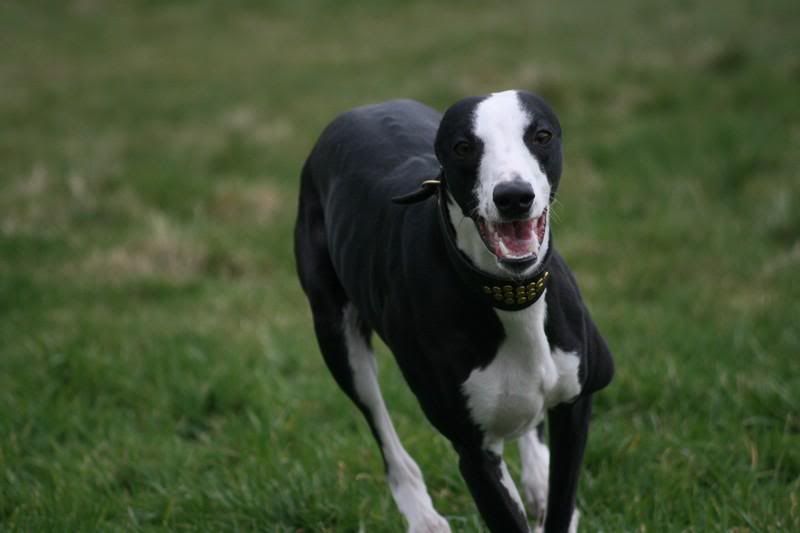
[498,239,511,257]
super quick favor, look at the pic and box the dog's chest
[462,298,581,441]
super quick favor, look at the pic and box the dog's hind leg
[519,422,549,531]
[307,301,450,532]
[339,304,450,533]
[295,180,449,532]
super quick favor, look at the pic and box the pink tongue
[496,220,535,254]
[513,220,534,240]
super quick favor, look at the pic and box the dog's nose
[493,181,534,218]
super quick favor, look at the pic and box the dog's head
[435,90,562,277]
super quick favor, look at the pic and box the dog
[294,90,614,533]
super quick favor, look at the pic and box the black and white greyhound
[294,90,614,533]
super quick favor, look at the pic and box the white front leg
[518,428,549,530]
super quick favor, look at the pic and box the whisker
[549,198,564,224]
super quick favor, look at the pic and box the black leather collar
[393,177,552,311]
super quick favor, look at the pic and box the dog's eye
[453,141,475,158]
[529,129,552,145]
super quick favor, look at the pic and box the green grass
[1,0,799,531]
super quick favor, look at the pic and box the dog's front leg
[544,395,592,533]
[519,423,549,530]
[456,443,530,533]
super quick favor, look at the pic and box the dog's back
[302,99,440,207]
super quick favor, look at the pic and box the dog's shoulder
[544,250,614,394]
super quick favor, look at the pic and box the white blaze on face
[472,90,551,222]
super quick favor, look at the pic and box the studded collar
[393,177,552,311]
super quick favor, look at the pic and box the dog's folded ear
[391,179,441,205]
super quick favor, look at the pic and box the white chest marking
[462,295,582,441]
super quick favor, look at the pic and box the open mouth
[474,208,548,263]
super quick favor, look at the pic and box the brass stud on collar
[480,270,550,308]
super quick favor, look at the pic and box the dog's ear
[391,178,441,205]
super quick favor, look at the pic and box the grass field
[1,1,799,531]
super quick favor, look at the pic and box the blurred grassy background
[1,0,798,531]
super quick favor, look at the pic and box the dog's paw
[407,512,451,533]
[529,505,546,533]
[529,508,579,533]
[568,508,580,533]
[521,469,547,527]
